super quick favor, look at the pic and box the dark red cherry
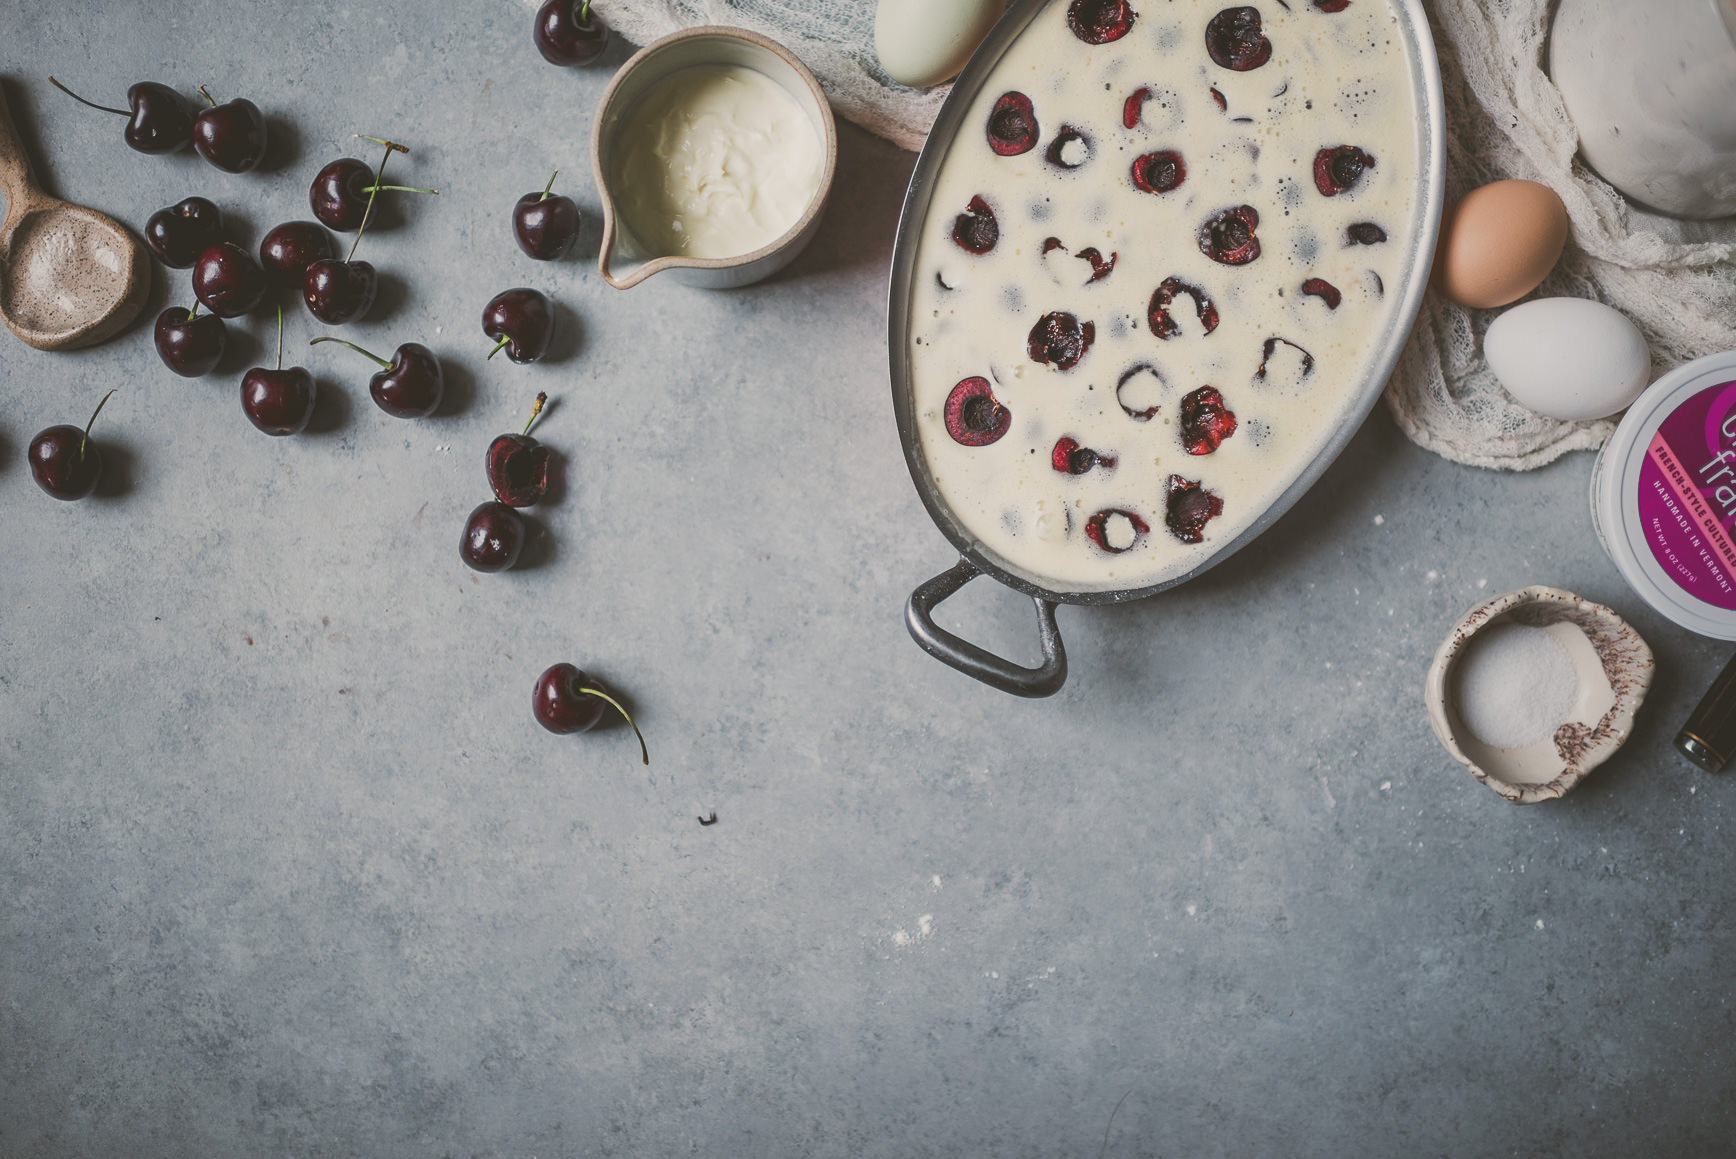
[1051,436,1114,474]
[987,91,1039,156]
[1198,205,1261,265]
[533,0,610,66]
[514,173,581,260]
[302,259,377,325]
[943,376,1011,447]
[483,288,555,364]
[1067,0,1136,44]
[1132,150,1186,194]
[29,391,113,501]
[486,393,552,506]
[48,77,191,154]
[1205,7,1272,71]
[1301,278,1342,309]
[242,368,316,435]
[1165,475,1223,543]
[143,197,222,267]
[192,242,267,318]
[1179,386,1238,455]
[1123,87,1151,129]
[153,304,226,377]
[191,87,267,173]
[532,663,650,764]
[461,501,526,572]
[952,196,998,254]
[1346,222,1387,245]
[1313,0,1351,11]
[309,336,443,419]
[1085,508,1149,553]
[1256,336,1316,383]
[1148,277,1220,339]
[1027,311,1094,370]
[259,221,336,287]
[1077,247,1116,282]
[1314,145,1375,196]
[310,158,375,231]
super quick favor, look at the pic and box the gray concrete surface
[3,4,1734,1156]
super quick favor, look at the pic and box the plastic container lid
[1593,349,1736,639]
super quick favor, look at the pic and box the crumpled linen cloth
[589,0,1736,469]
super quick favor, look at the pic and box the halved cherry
[1209,86,1228,111]
[1148,277,1220,339]
[1313,0,1351,10]
[1314,145,1375,196]
[1046,125,1091,170]
[953,195,999,254]
[1116,363,1164,420]
[1027,312,1095,370]
[1165,475,1223,543]
[1132,150,1186,194]
[1198,206,1261,266]
[1206,7,1272,71]
[1086,508,1149,553]
[1051,436,1115,474]
[987,92,1039,156]
[1179,386,1238,455]
[1068,0,1136,44]
[1346,222,1387,245]
[944,376,1011,446]
[1078,248,1116,282]
[1123,87,1151,129]
[1256,337,1315,383]
[1301,278,1342,309]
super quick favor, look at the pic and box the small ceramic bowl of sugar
[1425,586,1654,804]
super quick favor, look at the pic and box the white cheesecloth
[587,0,1736,470]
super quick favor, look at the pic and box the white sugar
[1453,623,1579,749]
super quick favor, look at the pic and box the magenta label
[1638,379,1736,610]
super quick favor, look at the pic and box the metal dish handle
[905,558,1067,697]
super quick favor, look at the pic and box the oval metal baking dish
[888,0,1445,697]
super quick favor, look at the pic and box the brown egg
[1433,179,1570,309]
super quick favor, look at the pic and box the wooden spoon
[0,80,149,351]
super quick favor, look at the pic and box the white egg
[875,0,1004,89]
[1484,297,1651,421]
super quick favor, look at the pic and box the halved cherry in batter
[1198,205,1261,265]
[1165,475,1224,543]
[1028,312,1095,370]
[1179,386,1238,455]
[944,376,1012,446]
[1116,363,1165,420]
[1301,277,1342,309]
[1086,508,1150,553]
[952,196,999,254]
[1123,87,1151,129]
[1051,436,1116,475]
[1068,0,1136,44]
[1313,0,1351,11]
[988,92,1040,156]
[1132,150,1186,194]
[1046,125,1092,170]
[1148,277,1220,339]
[1206,7,1272,71]
[1314,145,1375,196]
[1346,222,1387,245]
[1079,248,1116,282]
[1256,336,1316,383]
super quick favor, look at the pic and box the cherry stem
[309,335,389,368]
[47,77,128,118]
[80,389,116,462]
[188,301,200,320]
[540,171,558,201]
[198,84,218,109]
[580,687,649,765]
[578,0,591,21]
[360,184,439,195]
[274,304,284,371]
[354,134,410,155]
[346,141,394,263]
[487,335,512,360]
[522,391,548,436]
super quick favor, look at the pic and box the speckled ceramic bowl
[1425,586,1654,804]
